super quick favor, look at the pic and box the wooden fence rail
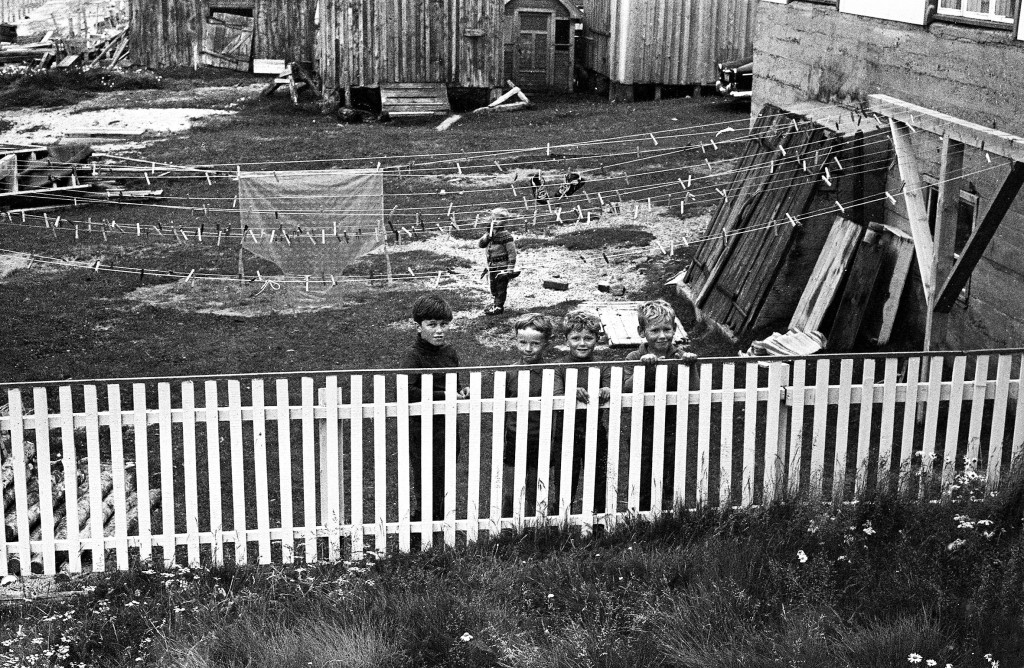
[1,351,1023,575]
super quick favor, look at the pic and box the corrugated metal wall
[580,0,756,85]
[129,0,315,69]
[319,0,504,89]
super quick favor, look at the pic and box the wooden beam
[935,161,1024,313]
[869,94,1024,164]
[928,137,964,348]
[889,119,936,306]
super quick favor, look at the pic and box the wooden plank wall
[320,0,504,90]
[129,0,314,69]
[580,0,756,86]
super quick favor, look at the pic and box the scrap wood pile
[1,436,162,574]
[0,24,128,69]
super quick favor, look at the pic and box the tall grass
[3,468,1023,667]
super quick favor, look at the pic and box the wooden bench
[380,83,450,117]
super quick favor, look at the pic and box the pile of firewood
[1,436,162,574]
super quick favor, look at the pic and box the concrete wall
[754,1,1024,350]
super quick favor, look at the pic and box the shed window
[555,19,570,45]
[937,0,1015,23]
[520,13,549,31]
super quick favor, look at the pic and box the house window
[937,0,1015,23]
[555,19,571,52]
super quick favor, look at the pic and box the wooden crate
[380,83,451,117]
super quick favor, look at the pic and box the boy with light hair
[624,299,697,512]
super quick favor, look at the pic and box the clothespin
[450,216,460,230]
[649,132,658,146]
[205,172,212,186]
[791,118,799,132]
[716,187,728,201]
[654,240,666,254]
[231,195,238,209]
[786,213,800,228]
[670,241,675,255]
[494,160,504,172]
[709,138,718,151]
[304,275,310,292]
[801,159,808,172]
[217,229,224,245]
[74,224,79,240]
[321,229,326,244]
[511,181,518,197]
[700,143,706,154]
[250,228,259,244]
[822,172,832,187]
[269,229,276,243]
[686,174,692,188]
[43,213,49,228]
[94,260,101,272]
[647,197,652,212]
[197,225,203,242]
[407,267,415,277]
[144,171,151,185]
[678,177,687,190]
[447,202,453,217]
[273,171,279,182]
[546,143,551,156]
[283,230,291,245]
[136,222,141,237]
[456,162,463,175]
[184,269,195,282]
[770,159,775,174]
[236,165,241,181]
[586,211,592,224]
[602,251,610,264]
[306,229,316,244]
[679,200,685,215]
[705,158,712,172]
[597,192,605,206]
[778,144,787,157]
[555,208,563,224]
[632,204,639,220]
[257,270,263,281]
[986,152,992,163]
[330,275,337,287]
[203,204,209,216]
[576,205,583,220]
[835,200,846,214]
[377,162,382,171]
[434,271,442,287]
[885,191,897,204]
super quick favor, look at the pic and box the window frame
[936,0,1016,25]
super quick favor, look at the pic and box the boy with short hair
[553,309,611,514]
[401,294,470,524]
[478,208,520,315]
[502,313,554,517]
[624,299,697,512]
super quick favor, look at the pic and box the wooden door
[201,12,253,71]
[515,11,551,90]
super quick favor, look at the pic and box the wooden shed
[318,0,505,102]
[129,0,316,70]
[578,0,756,100]
[502,0,582,93]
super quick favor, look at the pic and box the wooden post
[928,137,964,349]
[383,239,393,285]
[237,246,245,281]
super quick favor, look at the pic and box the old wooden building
[318,0,505,99]
[578,0,756,100]
[502,0,582,92]
[748,0,1024,351]
[129,0,316,70]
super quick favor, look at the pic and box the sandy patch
[0,106,237,150]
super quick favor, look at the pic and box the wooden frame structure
[868,94,1024,350]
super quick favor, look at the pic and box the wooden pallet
[380,83,450,117]
[580,301,688,348]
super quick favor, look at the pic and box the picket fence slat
[6,352,1024,575]
[558,368,578,518]
[466,372,483,543]
[181,382,200,567]
[33,388,56,574]
[718,364,734,508]
[300,378,317,562]
[942,356,968,490]
[108,385,131,570]
[855,360,875,496]
[205,380,223,565]
[443,372,457,545]
[395,375,411,551]
[898,358,922,494]
[276,379,294,563]
[350,375,365,560]
[987,356,1012,489]
[252,380,272,564]
[131,384,149,566]
[372,376,387,554]
[628,366,646,512]
[674,365,691,509]
[227,380,247,565]
[878,359,899,490]
[696,365,711,506]
[605,367,623,525]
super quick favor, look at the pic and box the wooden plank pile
[787,220,915,352]
[0,30,57,65]
[380,83,451,118]
[1,437,162,574]
[684,105,845,338]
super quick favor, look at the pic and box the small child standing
[553,309,611,514]
[502,313,554,517]
[401,294,470,524]
[478,208,520,315]
[624,299,697,512]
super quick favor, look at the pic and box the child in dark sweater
[401,295,469,524]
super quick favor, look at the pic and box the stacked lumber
[788,220,915,352]
[79,27,129,69]
[1,436,161,573]
[747,330,826,357]
[0,32,57,65]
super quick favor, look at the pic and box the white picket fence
[1,350,1023,575]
